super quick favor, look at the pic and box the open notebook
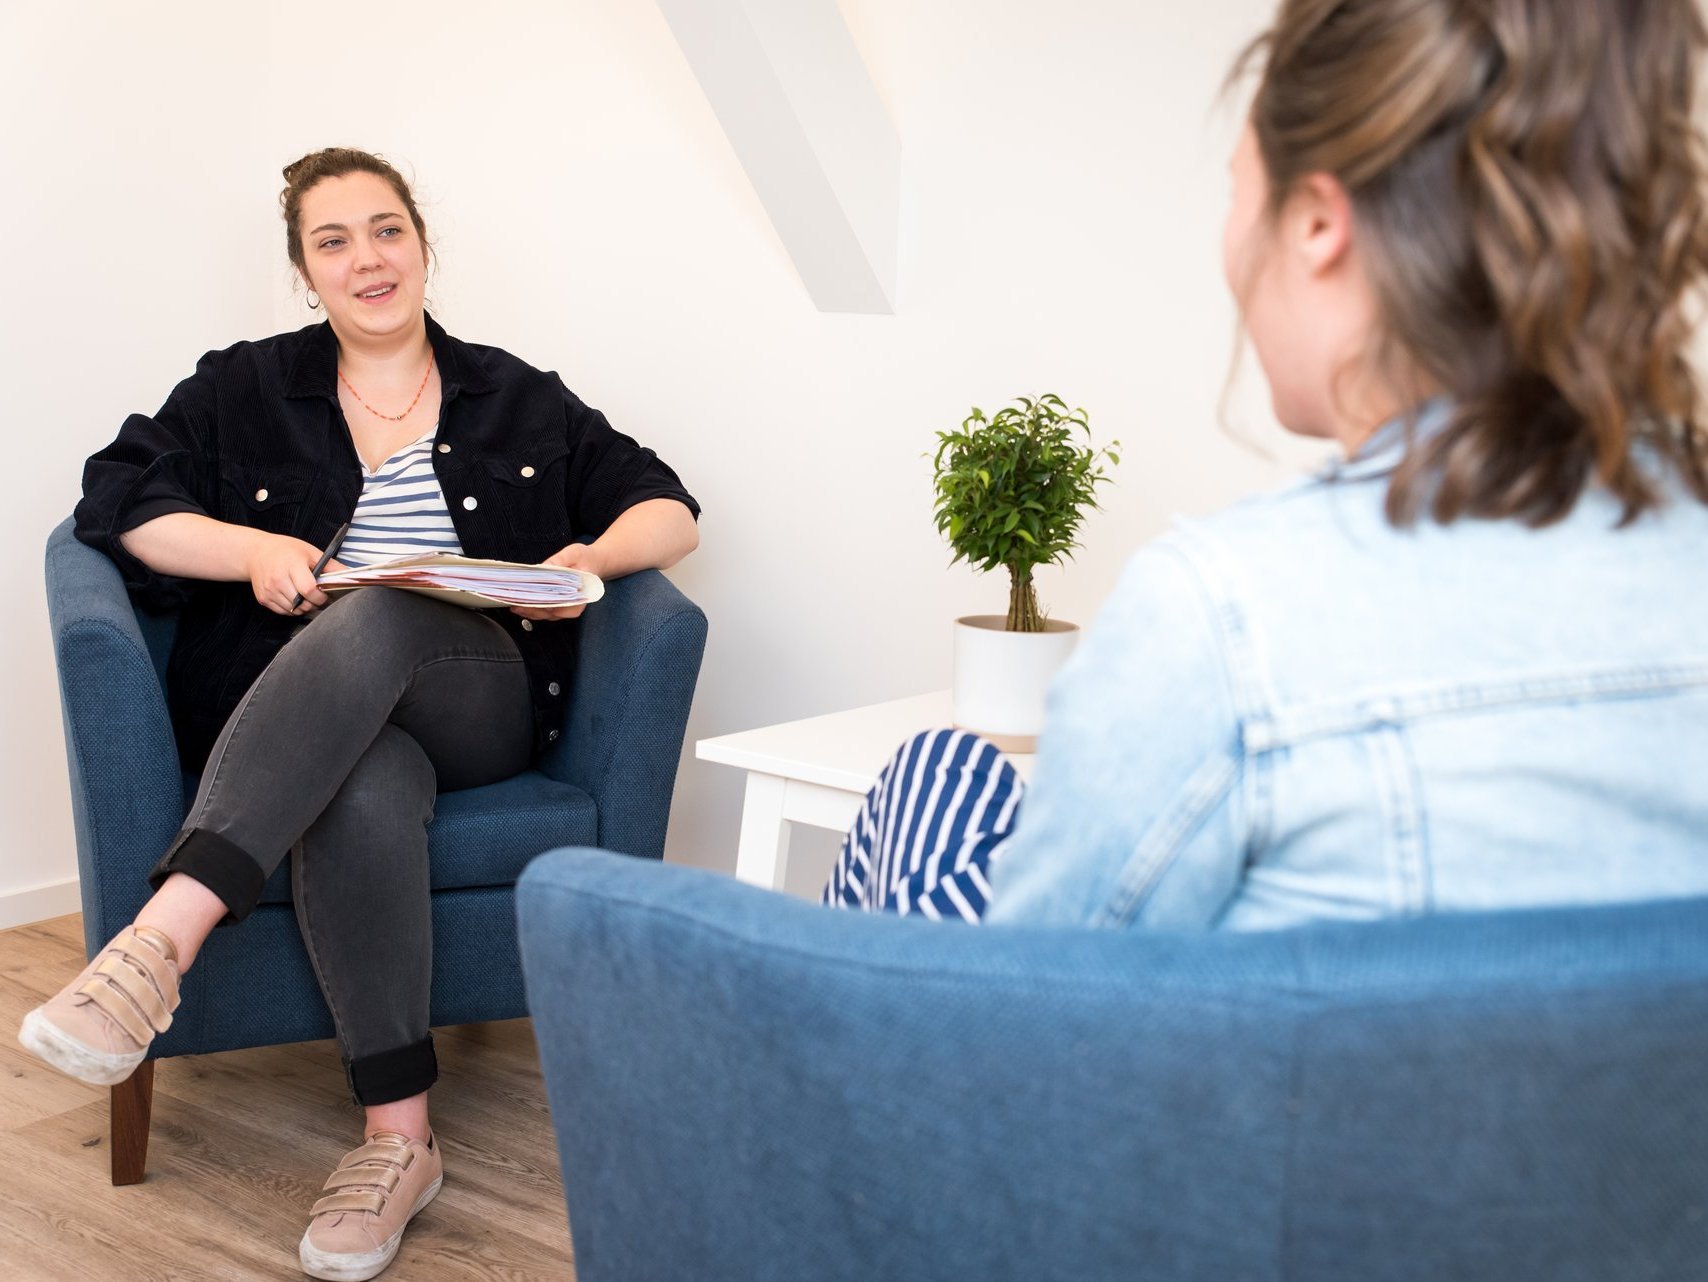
[317,553,605,610]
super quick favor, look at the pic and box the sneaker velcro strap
[311,1190,388,1218]
[344,1141,413,1169]
[76,976,156,1045]
[323,1165,402,1194]
[87,953,175,1034]
[76,976,164,1044]
[120,928,181,1008]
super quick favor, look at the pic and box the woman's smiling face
[297,170,429,345]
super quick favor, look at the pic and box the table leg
[734,772,792,889]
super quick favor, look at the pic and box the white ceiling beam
[656,0,900,314]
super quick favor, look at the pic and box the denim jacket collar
[282,312,498,400]
[1322,397,1454,483]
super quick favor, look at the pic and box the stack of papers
[318,553,605,610]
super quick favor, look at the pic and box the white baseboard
[0,878,83,931]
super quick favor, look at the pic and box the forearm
[118,513,272,581]
[584,498,699,578]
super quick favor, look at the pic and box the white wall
[0,0,1306,922]
[0,2,278,924]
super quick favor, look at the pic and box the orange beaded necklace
[337,351,436,422]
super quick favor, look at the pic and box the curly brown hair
[1238,0,1708,525]
[279,148,432,284]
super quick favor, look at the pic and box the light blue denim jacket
[988,409,1708,931]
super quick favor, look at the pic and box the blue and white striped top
[337,430,464,569]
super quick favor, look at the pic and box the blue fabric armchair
[43,517,706,1183]
[517,847,1708,1282]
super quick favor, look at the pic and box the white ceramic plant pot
[951,615,1080,752]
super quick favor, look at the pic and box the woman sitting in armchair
[827,0,1708,928]
[20,147,698,1281]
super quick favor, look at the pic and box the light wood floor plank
[0,913,577,1280]
[0,918,113,1130]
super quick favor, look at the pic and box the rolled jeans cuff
[148,828,268,924]
[346,1035,438,1106]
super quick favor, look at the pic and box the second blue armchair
[518,847,1708,1282]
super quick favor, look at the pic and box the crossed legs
[111,587,532,1125]
[823,727,1027,921]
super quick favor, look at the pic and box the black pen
[292,520,352,612]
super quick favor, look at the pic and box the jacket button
[255,488,269,502]
[547,729,560,742]
[520,619,534,632]
[547,681,561,696]
[462,496,478,510]
[437,442,451,454]
[520,465,535,478]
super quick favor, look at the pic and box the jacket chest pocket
[220,463,317,536]
[472,443,572,545]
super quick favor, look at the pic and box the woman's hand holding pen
[247,533,346,616]
[512,543,607,622]
[114,513,349,616]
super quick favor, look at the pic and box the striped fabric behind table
[337,430,464,569]
[822,728,1026,922]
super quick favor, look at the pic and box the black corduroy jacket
[74,315,699,770]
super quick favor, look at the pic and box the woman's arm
[121,513,342,615]
[560,496,699,577]
[512,498,700,622]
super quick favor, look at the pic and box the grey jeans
[148,588,533,1105]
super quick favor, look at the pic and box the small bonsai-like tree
[932,394,1119,633]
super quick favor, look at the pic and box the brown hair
[279,147,432,284]
[1237,0,1708,525]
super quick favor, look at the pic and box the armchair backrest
[519,848,1708,1282]
[550,565,708,859]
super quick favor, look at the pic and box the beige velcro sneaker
[18,923,180,1086]
[299,1130,444,1281]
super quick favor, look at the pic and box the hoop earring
[306,289,320,310]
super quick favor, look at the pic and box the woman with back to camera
[19,148,699,1280]
[826,0,1708,925]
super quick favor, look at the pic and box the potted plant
[932,394,1118,749]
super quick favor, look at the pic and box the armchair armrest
[516,847,1295,1281]
[537,568,707,860]
[45,519,185,952]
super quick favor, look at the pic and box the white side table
[696,691,1036,891]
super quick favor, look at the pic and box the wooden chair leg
[111,1059,155,1186]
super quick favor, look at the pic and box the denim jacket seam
[1161,526,1276,724]
[1097,752,1242,928]
[1078,535,1254,926]
[1162,525,1276,856]
[1251,659,1708,751]
[1365,724,1431,915]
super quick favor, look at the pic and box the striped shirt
[337,430,464,569]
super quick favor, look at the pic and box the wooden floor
[0,914,575,1280]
